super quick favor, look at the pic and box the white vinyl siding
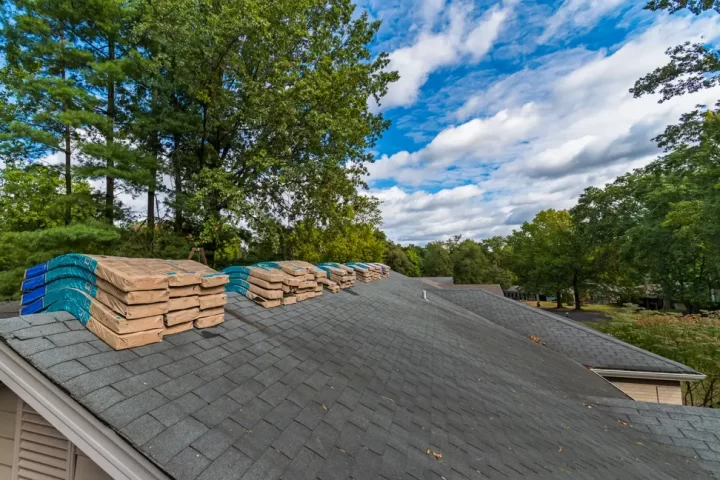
[0,384,111,480]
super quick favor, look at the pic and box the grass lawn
[521,300,623,312]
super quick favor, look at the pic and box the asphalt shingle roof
[0,273,712,479]
[590,397,720,476]
[430,287,699,374]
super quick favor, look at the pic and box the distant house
[504,285,537,301]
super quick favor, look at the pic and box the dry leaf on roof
[529,335,544,345]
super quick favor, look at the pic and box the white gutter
[592,368,706,382]
[0,342,169,480]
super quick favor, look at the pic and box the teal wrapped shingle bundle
[223,265,286,308]
[16,255,206,350]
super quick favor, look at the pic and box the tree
[0,162,99,232]
[633,0,720,151]
[137,0,397,254]
[0,0,98,225]
[422,242,453,276]
[384,242,417,276]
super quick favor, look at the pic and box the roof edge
[592,368,707,382]
[0,341,169,480]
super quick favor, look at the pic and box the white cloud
[378,1,513,110]
[371,14,720,243]
[538,0,627,44]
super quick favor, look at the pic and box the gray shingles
[45,330,98,347]
[78,350,139,370]
[144,417,209,465]
[12,322,69,339]
[165,448,211,480]
[114,370,172,397]
[101,389,168,428]
[29,342,99,368]
[122,352,173,374]
[196,447,253,480]
[155,373,206,400]
[193,376,236,403]
[159,356,205,379]
[235,420,281,460]
[46,360,90,383]
[431,288,699,374]
[7,337,55,356]
[191,418,247,461]
[2,274,713,480]
[192,395,240,427]
[0,316,30,336]
[64,364,134,397]
[81,386,126,412]
[121,414,166,446]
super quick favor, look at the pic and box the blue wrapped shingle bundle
[223,265,288,308]
[344,262,381,283]
[316,263,355,289]
[19,254,175,349]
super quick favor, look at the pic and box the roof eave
[592,368,706,382]
[0,341,170,480]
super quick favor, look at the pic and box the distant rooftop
[417,277,504,295]
[430,286,701,375]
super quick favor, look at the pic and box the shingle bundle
[344,262,381,283]
[169,260,228,328]
[316,263,356,289]
[255,262,319,302]
[224,265,286,308]
[19,255,228,350]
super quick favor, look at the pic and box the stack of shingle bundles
[138,259,201,335]
[284,261,326,295]
[168,260,229,328]
[316,263,355,289]
[374,263,391,278]
[20,254,169,350]
[223,265,285,308]
[255,262,318,301]
[316,278,340,293]
[344,262,374,283]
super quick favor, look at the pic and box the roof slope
[0,273,711,479]
[590,397,720,477]
[416,278,504,295]
[430,287,700,375]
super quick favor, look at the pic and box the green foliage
[592,311,720,407]
[422,242,453,277]
[645,0,720,15]
[383,242,417,276]
[0,162,98,231]
[0,223,121,300]
[0,222,195,300]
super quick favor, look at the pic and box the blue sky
[357,0,720,244]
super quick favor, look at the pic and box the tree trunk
[64,125,72,225]
[105,38,115,224]
[61,72,72,226]
[173,133,183,233]
[60,31,71,226]
[556,290,562,309]
[573,271,581,311]
[147,90,158,240]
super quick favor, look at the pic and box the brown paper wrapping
[194,314,224,328]
[85,316,163,350]
[164,307,200,326]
